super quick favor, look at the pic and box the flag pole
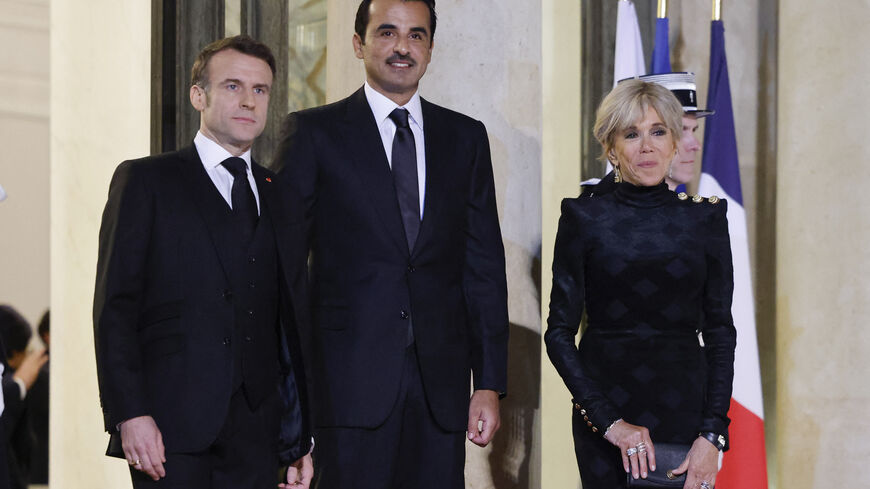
[712,0,722,21]
[657,0,667,19]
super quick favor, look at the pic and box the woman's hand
[604,420,656,480]
[671,436,719,489]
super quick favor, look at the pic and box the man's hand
[120,415,166,481]
[279,453,313,488]
[13,348,48,390]
[467,389,500,447]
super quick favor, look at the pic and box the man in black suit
[94,36,312,488]
[0,306,47,489]
[273,1,509,488]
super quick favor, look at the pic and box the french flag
[698,20,769,488]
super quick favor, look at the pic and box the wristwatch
[699,431,727,451]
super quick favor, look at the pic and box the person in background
[0,305,47,489]
[28,310,49,484]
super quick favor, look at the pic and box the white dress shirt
[194,131,261,214]
[363,82,427,218]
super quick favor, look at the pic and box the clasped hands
[604,420,719,489]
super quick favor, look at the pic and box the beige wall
[540,1,582,487]
[324,1,543,486]
[50,0,151,487]
[0,0,50,330]
[776,1,870,488]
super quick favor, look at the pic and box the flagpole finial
[712,0,722,20]
[657,0,668,18]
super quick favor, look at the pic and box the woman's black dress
[545,182,737,488]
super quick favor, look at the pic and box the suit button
[248,256,256,264]
[248,281,255,289]
[400,310,409,320]
[586,421,593,427]
[245,336,252,342]
[592,427,599,433]
[247,310,254,318]
[407,265,415,273]
[222,290,233,301]
[223,337,231,346]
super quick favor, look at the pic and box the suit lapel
[415,98,447,257]
[343,88,409,255]
[175,145,235,283]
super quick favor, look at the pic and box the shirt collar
[363,81,424,130]
[193,131,253,170]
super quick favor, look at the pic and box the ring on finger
[130,459,141,466]
[637,442,647,453]
[626,447,638,456]
[700,481,711,489]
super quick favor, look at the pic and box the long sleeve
[462,120,509,395]
[93,161,152,431]
[698,200,737,445]
[545,199,620,432]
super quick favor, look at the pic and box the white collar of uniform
[194,131,253,171]
[363,81,424,130]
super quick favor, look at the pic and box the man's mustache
[386,54,416,66]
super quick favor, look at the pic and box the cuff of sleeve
[572,399,619,436]
[12,377,26,400]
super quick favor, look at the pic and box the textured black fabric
[221,157,258,244]
[546,182,736,488]
[388,108,420,251]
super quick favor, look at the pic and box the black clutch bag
[626,443,695,488]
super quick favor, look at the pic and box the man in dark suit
[272,1,509,488]
[94,35,312,488]
[0,306,46,489]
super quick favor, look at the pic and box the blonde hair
[593,79,683,162]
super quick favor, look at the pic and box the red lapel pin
[265,177,272,183]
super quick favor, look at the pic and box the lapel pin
[265,177,272,183]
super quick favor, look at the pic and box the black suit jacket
[273,88,509,431]
[93,145,310,462]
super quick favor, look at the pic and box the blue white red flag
[698,19,769,489]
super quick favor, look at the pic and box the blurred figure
[0,305,48,489]
[28,311,49,484]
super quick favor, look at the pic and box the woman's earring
[614,165,621,183]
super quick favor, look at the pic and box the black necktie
[221,157,258,243]
[388,108,420,252]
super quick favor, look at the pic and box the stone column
[776,2,870,487]
[540,1,582,487]
[50,1,151,487]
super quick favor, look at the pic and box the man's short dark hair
[190,35,276,89]
[37,309,49,340]
[0,305,33,357]
[355,0,437,44]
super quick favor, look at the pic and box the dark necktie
[388,108,420,252]
[221,157,258,243]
